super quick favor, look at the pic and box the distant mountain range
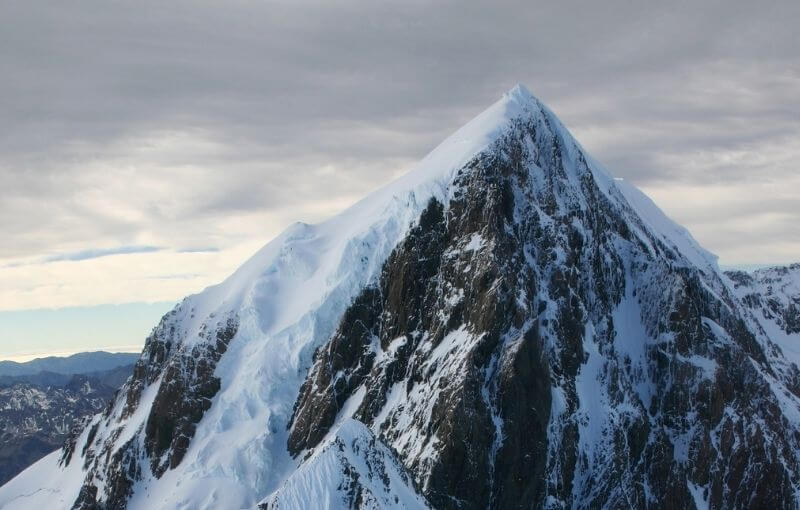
[0,351,139,377]
[0,351,138,485]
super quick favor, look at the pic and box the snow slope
[262,419,428,509]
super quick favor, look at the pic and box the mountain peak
[504,83,538,106]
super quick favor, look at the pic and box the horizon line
[0,344,144,364]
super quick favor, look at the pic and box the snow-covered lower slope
[260,419,428,510]
[0,450,85,509]
[2,85,799,510]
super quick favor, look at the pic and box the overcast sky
[1,0,798,358]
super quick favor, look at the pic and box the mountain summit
[2,86,799,509]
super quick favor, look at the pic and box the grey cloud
[0,0,798,265]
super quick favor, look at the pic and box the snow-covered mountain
[2,85,799,509]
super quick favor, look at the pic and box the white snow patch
[687,480,709,510]
[463,233,485,252]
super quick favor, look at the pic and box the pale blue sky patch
[43,245,164,263]
[0,301,175,361]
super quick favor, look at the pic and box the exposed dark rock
[67,311,238,509]
[144,314,238,476]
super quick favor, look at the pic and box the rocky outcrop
[68,311,238,510]
[144,314,238,477]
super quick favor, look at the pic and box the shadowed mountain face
[2,86,799,510]
[0,363,135,485]
[286,116,800,508]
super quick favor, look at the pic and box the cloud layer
[1,0,798,310]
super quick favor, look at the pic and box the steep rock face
[64,309,238,510]
[288,104,800,508]
[2,85,800,510]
